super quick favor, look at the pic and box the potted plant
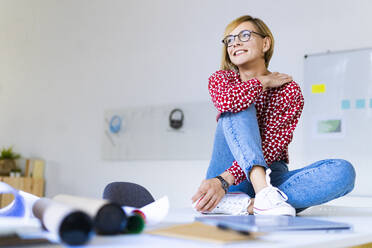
[0,146,21,176]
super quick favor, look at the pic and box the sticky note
[311,84,326,94]
[341,100,350,110]
[356,99,366,109]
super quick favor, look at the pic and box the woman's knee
[221,105,257,120]
[330,159,356,193]
[280,159,356,208]
[220,105,260,136]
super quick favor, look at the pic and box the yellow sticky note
[311,84,326,94]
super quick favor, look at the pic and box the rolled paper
[53,194,127,235]
[32,198,93,245]
[18,190,41,218]
[140,196,169,226]
[122,196,169,227]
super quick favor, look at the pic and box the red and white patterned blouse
[208,70,304,185]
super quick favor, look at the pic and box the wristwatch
[214,176,229,193]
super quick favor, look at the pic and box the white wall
[0,0,371,208]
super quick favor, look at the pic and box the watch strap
[215,175,229,193]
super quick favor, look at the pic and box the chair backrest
[102,182,155,208]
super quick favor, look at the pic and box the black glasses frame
[222,30,266,47]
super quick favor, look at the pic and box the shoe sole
[253,206,296,216]
[209,199,252,215]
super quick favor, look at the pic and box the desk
[84,198,372,248]
[9,197,372,248]
[0,177,44,208]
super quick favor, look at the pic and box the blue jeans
[206,105,356,213]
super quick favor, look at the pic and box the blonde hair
[220,15,274,70]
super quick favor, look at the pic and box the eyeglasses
[222,30,266,47]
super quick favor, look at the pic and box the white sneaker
[194,193,251,215]
[253,169,296,216]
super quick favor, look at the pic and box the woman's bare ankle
[249,166,268,193]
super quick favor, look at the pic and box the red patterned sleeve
[226,161,247,185]
[208,70,263,114]
[262,81,304,165]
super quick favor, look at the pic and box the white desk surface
[83,196,372,248]
[3,196,372,248]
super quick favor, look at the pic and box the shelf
[0,177,44,208]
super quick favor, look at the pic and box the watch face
[222,181,228,188]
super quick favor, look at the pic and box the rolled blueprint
[32,198,93,245]
[53,194,127,235]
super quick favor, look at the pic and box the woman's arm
[208,70,294,114]
[262,82,304,165]
[208,70,263,113]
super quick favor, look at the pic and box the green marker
[122,213,145,234]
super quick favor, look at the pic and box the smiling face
[226,21,270,69]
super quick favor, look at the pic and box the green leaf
[0,146,21,160]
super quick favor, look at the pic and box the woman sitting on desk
[192,15,356,216]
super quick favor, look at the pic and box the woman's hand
[257,72,293,91]
[192,172,234,212]
[191,178,226,212]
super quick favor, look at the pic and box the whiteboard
[102,101,218,160]
[303,48,372,196]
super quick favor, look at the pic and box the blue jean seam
[280,166,321,191]
[279,166,323,209]
[280,164,353,208]
[280,159,354,191]
[234,114,267,168]
[225,114,267,183]
[230,114,267,168]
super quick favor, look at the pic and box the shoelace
[265,169,288,205]
[266,187,288,205]
[265,168,273,185]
